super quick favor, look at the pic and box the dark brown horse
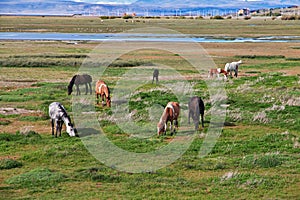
[157,102,180,136]
[68,74,92,95]
[188,96,205,130]
[152,69,159,84]
[95,80,111,107]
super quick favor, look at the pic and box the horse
[157,102,180,136]
[95,80,111,107]
[224,60,242,78]
[188,96,205,130]
[208,68,228,80]
[152,69,159,84]
[68,74,92,95]
[48,102,76,137]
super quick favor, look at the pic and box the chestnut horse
[157,102,180,136]
[95,80,111,107]
[208,68,228,79]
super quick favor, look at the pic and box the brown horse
[68,74,92,95]
[95,80,111,107]
[208,68,228,79]
[157,102,180,136]
[188,96,205,130]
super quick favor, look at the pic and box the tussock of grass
[108,59,152,68]
[75,167,121,182]
[240,153,283,168]
[5,168,67,188]
[0,158,22,170]
[218,172,285,189]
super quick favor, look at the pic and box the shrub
[123,15,133,19]
[211,15,224,20]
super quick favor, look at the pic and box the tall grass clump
[240,153,283,168]
[0,159,22,170]
[5,168,67,188]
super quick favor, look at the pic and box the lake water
[0,32,300,43]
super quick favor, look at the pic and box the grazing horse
[157,102,180,136]
[48,102,76,137]
[68,74,92,95]
[224,60,242,78]
[95,80,111,107]
[152,69,159,84]
[188,96,205,130]
[208,68,228,79]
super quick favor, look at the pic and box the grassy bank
[0,16,300,36]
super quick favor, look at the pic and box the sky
[73,0,137,4]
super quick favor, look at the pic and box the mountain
[0,0,298,15]
[132,0,298,9]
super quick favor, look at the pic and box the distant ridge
[0,0,298,16]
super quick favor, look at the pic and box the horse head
[106,98,111,107]
[66,122,77,137]
[157,121,166,136]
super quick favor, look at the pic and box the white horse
[224,60,242,77]
[49,102,76,137]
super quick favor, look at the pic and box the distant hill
[133,0,298,9]
[0,0,298,16]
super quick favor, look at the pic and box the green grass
[0,25,299,199]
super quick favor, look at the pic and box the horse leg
[76,85,80,95]
[156,76,158,84]
[55,120,60,138]
[88,82,92,95]
[188,110,191,124]
[101,94,105,107]
[201,113,204,128]
[85,83,88,95]
[59,121,63,137]
[51,119,54,136]
[234,69,238,77]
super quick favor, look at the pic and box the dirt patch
[0,120,51,135]
[0,107,39,115]
[201,43,300,58]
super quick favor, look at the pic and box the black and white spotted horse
[49,102,76,137]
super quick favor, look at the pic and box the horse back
[169,102,180,119]
[83,74,92,83]
[49,102,67,120]
[189,96,204,115]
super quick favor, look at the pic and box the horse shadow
[76,128,101,138]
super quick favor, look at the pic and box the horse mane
[68,75,77,92]
[57,103,68,118]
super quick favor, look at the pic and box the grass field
[0,17,299,199]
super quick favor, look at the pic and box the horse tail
[198,97,205,115]
[106,85,111,99]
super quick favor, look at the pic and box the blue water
[0,32,299,43]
